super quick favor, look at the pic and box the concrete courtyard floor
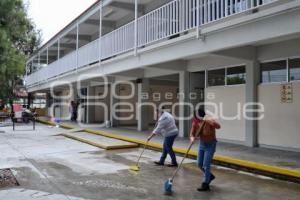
[0,123,300,200]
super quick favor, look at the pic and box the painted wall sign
[280,83,293,103]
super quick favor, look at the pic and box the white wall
[258,38,300,61]
[205,85,246,143]
[118,83,138,126]
[258,83,300,150]
[116,81,179,126]
[148,84,179,124]
[188,55,244,72]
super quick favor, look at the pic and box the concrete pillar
[87,86,95,123]
[178,71,190,137]
[137,78,150,131]
[72,83,78,102]
[110,78,119,127]
[45,92,51,117]
[245,60,260,147]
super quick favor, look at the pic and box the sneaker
[197,183,210,192]
[166,163,178,167]
[154,161,164,166]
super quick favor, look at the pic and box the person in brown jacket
[190,108,221,192]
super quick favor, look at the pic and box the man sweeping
[147,107,178,167]
[190,108,221,191]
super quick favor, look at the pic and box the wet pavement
[60,120,300,171]
[0,123,300,200]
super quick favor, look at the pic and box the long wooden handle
[135,141,148,166]
[135,121,158,166]
[171,141,194,181]
[171,121,206,181]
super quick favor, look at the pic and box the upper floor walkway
[25,0,286,88]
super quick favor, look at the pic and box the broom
[164,121,206,195]
[128,141,149,172]
[128,121,158,172]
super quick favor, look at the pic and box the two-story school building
[25,0,300,152]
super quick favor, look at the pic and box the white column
[196,0,200,38]
[137,78,149,131]
[110,77,119,127]
[99,2,102,63]
[57,39,60,59]
[46,47,49,65]
[71,83,78,102]
[178,71,190,137]
[38,52,40,69]
[245,60,260,147]
[76,22,79,72]
[134,0,138,56]
[86,85,95,124]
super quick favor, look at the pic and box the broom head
[164,178,173,195]
[129,165,140,172]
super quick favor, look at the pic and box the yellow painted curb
[61,133,138,150]
[87,128,300,179]
[37,119,300,180]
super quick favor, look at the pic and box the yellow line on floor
[61,133,138,150]
[39,119,300,179]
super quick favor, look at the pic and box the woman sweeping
[147,107,178,167]
[190,108,221,191]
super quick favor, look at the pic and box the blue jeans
[197,141,217,184]
[159,134,178,164]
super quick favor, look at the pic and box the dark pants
[159,134,178,165]
[71,111,77,122]
[197,141,217,184]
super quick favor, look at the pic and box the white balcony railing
[26,0,277,87]
[78,38,99,68]
[101,21,135,59]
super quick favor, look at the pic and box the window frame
[205,64,246,88]
[288,56,300,83]
[259,56,300,85]
[226,65,246,86]
[206,67,226,87]
[260,58,288,85]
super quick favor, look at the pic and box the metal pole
[197,0,200,39]
[46,47,49,82]
[76,21,79,73]
[99,2,102,64]
[134,0,138,56]
[57,39,60,60]
[46,47,49,65]
[38,52,40,70]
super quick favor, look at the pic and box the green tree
[0,0,41,108]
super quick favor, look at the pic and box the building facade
[25,0,300,152]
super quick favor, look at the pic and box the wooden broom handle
[171,121,206,181]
